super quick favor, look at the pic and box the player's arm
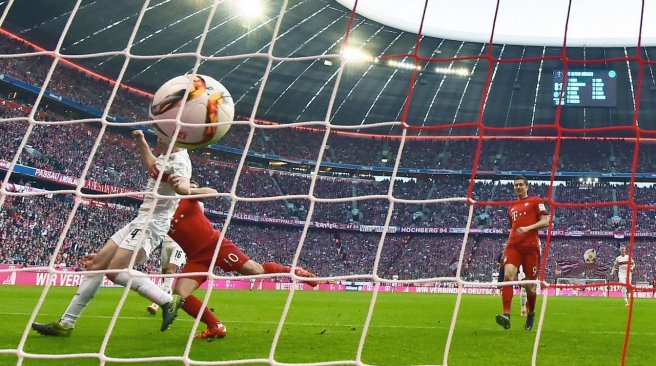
[610,259,617,275]
[189,186,218,196]
[517,214,550,234]
[132,130,157,171]
[168,175,192,195]
[169,175,217,197]
[81,253,97,267]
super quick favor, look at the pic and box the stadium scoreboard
[553,70,617,107]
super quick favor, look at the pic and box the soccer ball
[149,74,234,149]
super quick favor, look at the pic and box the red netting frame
[341,0,649,365]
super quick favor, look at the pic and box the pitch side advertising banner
[1,266,652,298]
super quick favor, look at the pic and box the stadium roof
[2,0,656,135]
[336,0,656,48]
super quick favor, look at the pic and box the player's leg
[104,226,182,331]
[217,239,318,286]
[619,275,629,306]
[239,260,264,274]
[238,259,318,287]
[161,263,179,293]
[496,266,504,295]
[161,240,186,294]
[520,287,528,317]
[105,245,181,332]
[522,249,540,331]
[174,263,226,339]
[32,234,120,336]
[147,263,179,315]
[104,225,173,304]
[148,239,185,314]
[496,246,520,329]
[105,247,173,305]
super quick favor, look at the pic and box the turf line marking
[5,312,442,330]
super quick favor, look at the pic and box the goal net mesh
[0,0,649,365]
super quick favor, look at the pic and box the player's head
[156,136,168,150]
[513,175,528,199]
[156,136,181,151]
[619,244,627,255]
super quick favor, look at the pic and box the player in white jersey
[32,130,192,336]
[611,245,635,306]
[147,235,186,315]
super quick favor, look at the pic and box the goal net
[0,0,651,365]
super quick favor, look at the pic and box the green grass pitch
[0,286,655,365]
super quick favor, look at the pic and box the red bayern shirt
[507,196,548,248]
[168,199,220,256]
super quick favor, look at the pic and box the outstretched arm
[189,186,218,196]
[169,175,217,197]
[517,214,550,234]
[132,130,157,171]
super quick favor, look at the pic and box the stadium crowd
[3,102,654,231]
[2,189,653,282]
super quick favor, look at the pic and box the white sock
[622,288,629,303]
[61,273,103,327]
[113,272,173,305]
[160,277,174,294]
[520,288,527,308]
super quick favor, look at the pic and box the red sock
[526,292,536,314]
[182,295,220,328]
[262,262,290,274]
[502,286,513,314]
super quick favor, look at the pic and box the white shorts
[110,220,162,259]
[618,273,632,284]
[160,235,186,268]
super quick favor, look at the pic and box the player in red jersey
[496,176,549,331]
[161,177,318,339]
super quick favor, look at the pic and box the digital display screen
[553,70,617,107]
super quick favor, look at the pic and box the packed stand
[0,192,136,269]
[4,187,652,282]
[0,37,150,122]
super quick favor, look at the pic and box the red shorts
[181,238,250,284]
[504,245,540,280]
